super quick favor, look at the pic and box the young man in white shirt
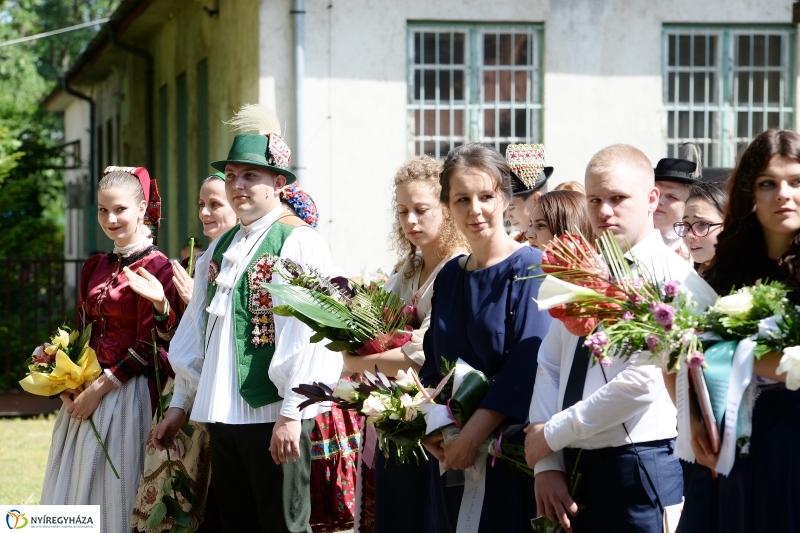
[152,130,341,533]
[653,157,700,260]
[524,144,717,533]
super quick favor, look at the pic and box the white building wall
[260,0,798,275]
[62,98,91,261]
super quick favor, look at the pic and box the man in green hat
[153,129,343,533]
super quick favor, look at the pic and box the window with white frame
[408,24,543,158]
[664,26,795,167]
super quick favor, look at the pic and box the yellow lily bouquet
[20,324,119,479]
[20,326,101,396]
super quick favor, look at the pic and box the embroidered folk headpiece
[281,182,319,228]
[505,143,554,196]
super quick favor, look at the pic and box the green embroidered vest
[206,218,303,408]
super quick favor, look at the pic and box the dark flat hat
[506,143,554,195]
[654,158,699,184]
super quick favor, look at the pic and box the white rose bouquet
[704,280,789,349]
[293,363,536,475]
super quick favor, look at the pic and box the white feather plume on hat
[225,104,282,135]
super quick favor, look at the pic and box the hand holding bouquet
[293,361,534,475]
[20,324,119,479]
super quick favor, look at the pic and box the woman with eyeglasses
[673,182,727,274]
[679,130,800,533]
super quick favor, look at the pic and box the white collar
[626,229,668,260]
[240,203,283,237]
[661,229,683,249]
[113,235,152,257]
[206,203,284,318]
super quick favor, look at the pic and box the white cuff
[401,341,425,367]
[103,368,122,388]
[543,407,580,453]
[534,449,566,475]
[279,391,305,420]
[169,385,195,413]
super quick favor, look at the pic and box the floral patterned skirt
[131,379,213,533]
[309,408,363,532]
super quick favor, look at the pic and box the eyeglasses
[673,221,722,238]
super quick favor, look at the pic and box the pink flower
[687,351,705,368]
[31,343,54,365]
[646,334,660,352]
[650,302,676,329]
[585,331,609,350]
[663,280,679,298]
[354,329,413,356]
[622,311,633,321]
[598,356,613,367]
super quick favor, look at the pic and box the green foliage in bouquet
[705,280,789,344]
[752,300,800,359]
[263,259,412,353]
[293,368,430,463]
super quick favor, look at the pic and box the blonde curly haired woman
[346,155,468,533]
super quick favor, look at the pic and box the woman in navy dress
[420,143,551,532]
[685,129,800,532]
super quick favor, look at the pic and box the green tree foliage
[0,0,121,259]
[0,1,120,390]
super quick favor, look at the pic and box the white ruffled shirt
[169,204,343,423]
[529,230,718,474]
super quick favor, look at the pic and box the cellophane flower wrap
[531,231,706,372]
[20,324,101,396]
[261,259,414,355]
[706,281,800,389]
[20,323,119,479]
[292,363,534,475]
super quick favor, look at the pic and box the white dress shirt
[661,229,692,262]
[169,204,343,424]
[529,230,717,474]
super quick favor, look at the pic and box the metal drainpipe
[109,29,154,173]
[291,0,305,184]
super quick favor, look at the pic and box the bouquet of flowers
[20,324,119,478]
[262,259,414,355]
[293,363,533,475]
[532,231,706,371]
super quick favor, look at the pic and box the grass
[0,416,55,504]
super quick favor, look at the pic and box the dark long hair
[536,190,596,243]
[704,130,800,298]
[687,181,727,218]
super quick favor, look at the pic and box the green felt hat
[211,133,297,184]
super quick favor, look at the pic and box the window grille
[408,24,543,158]
[664,26,794,166]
